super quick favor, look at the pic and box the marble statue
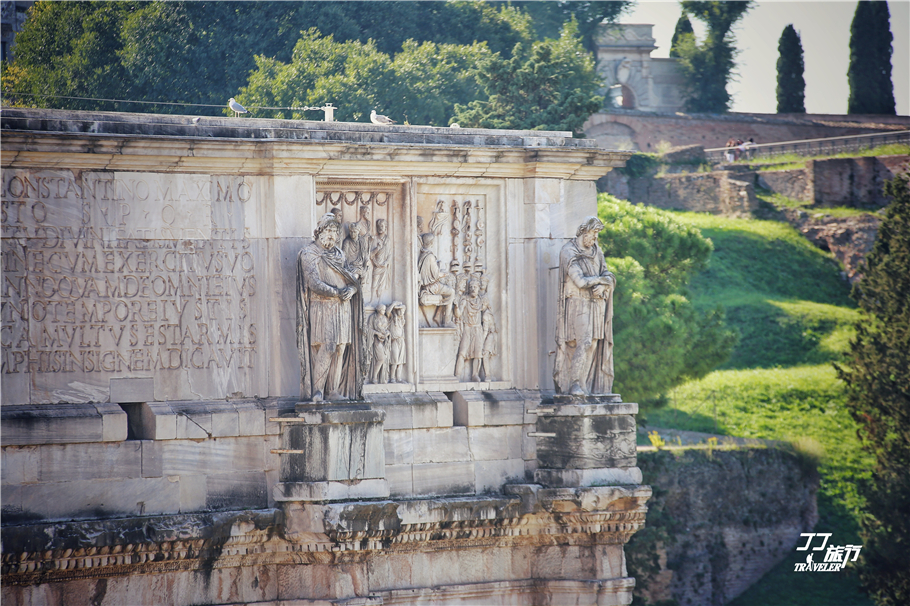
[417,231,455,327]
[370,218,391,302]
[342,221,369,285]
[554,216,616,396]
[355,205,373,295]
[296,213,366,401]
[366,304,391,384]
[454,278,494,382]
[389,301,406,383]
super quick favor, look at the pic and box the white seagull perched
[228,98,248,117]
[370,109,396,125]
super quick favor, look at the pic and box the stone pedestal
[273,402,389,502]
[533,394,643,487]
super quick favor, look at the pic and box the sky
[619,0,910,116]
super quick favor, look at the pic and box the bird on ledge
[370,109,396,125]
[229,98,248,117]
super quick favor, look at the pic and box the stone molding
[1,109,630,181]
[1,486,649,587]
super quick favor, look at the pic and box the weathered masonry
[1,108,647,606]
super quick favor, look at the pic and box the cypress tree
[776,25,805,113]
[847,0,895,115]
[670,12,694,58]
[837,175,910,605]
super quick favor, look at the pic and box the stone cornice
[0,135,629,180]
[1,486,650,586]
[0,108,632,180]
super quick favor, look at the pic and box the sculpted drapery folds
[296,213,366,402]
[454,277,494,382]
[417,231,455,327]
[554,216,616,396]
[370,218,391,302]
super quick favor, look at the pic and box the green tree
[1,1,136,110]
[776,24,805,113]
[3,0,532,115]
[509,1,632,50]
[239,30,491,125]
[669,11,694,58]
[674,1,752,113]
[599,194,737,405]
[451,20,602,134]
[847,0,895,115]
[836,175,910,605]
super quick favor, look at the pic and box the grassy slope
[646,212,874,606]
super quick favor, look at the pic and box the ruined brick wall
[605,171,758,218]
[627,448,819,606]
[585,111,910,152]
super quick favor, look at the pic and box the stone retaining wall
[627,448,819,606]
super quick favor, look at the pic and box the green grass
[755,188,883,219]
[738,143,910,171]
[645,210,873,605]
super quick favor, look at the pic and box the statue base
[271,400,388,502]
[533,394,640,488]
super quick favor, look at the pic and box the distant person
[745,137,756,160]
[725,138,737,162]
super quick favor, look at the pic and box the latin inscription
[1,238,258,374]
[1,170,261,377]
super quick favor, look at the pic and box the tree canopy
[847,0,895,115]
[837,175,910,605]
[2,0,623,130]
[776,24,806,113]
[2,1,534,114]
[673,1,752,113]
[451,20,603,133]
[239,30,491,125]
[669,11,694,59]
[599,194,737,406]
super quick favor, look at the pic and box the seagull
[228,98,248,117]
[370,109,395,125]
[450,123,461,129]
[191,117,201,124]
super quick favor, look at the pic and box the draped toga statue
[554,216,616,396]
[296,213,366,401]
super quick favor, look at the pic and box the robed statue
[554,216,616,396]
[297,213,366,401]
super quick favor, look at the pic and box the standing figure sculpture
[355,206,373,294]
[454,278,492,382]
[370,218,391,302]
[389,301,406,383]
[342,221,369,284]
[366,304,391,384]
[554,217,616,396]
[296,213,365,401]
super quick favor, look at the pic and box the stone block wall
[584,110,910,152]
[1,390,546,524]
[627,448,819,606]
[623,171,758,218]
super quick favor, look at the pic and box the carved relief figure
[389,301,406,383]
[370,218,391,302]
[417,232,455,327]
[355,205,373,295]
[366,304,391,384]
[296,213,365,401]
[554,217,616,396]
[454,278,493,382]
[342,221,369,285]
